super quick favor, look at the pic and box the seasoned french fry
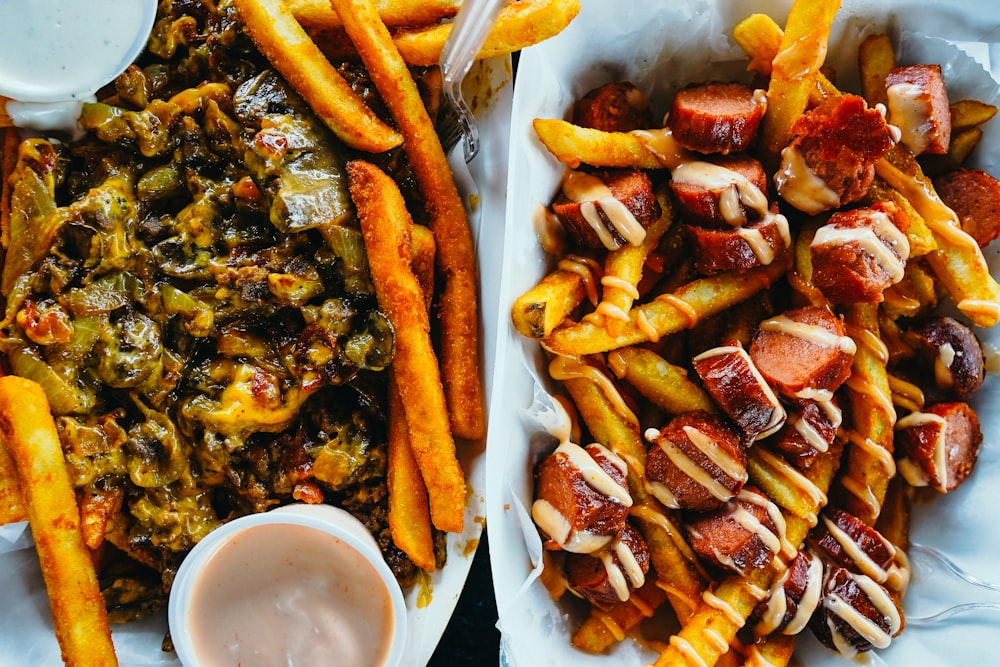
[950,99,998,132]
[333,0,486,440]
[286,0,459,30]
[608,347,716,416]
[542,254,790,356]
[0,376,117,666]
[390,0,581,67]
[533,119,679,169]
[859,33,896,108]
[232,0,403,153]
[840,302,897,525]
[758,0,842,166]
[78,487,123,551]
[512,267,587,339]
[387,373,436,571]
[876,150,1000,327]
[346,159,465,533]
[410,223,437,312]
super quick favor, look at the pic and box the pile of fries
[508,0,1000,665]
[0,0,578,664]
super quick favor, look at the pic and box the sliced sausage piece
[933,167,1000,247]
[644,411,748,512]
[750,305,856,402]
[753,549,825,636]
[809,508,897,585]
[564,520,650,609]
[775,94,898,214]
[895,401,982,493]
[573,81,652,133]
[810,201,911,304]
[693,339,786,443]
[551,168,662,250]
[685,486,785,576]
[670,154,769,226]
[905,316,986,401]
[809,566,903,656]
[770,398,842,469]
[686,207,791,275]
[532,442,632,553]
[668,81,767,154]
[885,64,951,156]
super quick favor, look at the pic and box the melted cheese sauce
[186,523,396,667]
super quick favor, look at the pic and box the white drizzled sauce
[824,571,901,655]
[775,145,841,214]
[557,254,602,306]
[811,211,910,284]
[642,424,747,509]
[692,343,786,440]
[759,315,857,354]
[895,411,949,489]
[821,514,895,584]
[671,161,769,225]
[885,82,933,155]
[562,170,647,249]
[755,551,823,636]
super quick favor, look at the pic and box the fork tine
[905,542,1000,625]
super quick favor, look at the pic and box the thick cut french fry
[286,0,459,30]
[0,428,25,525]
[746,635,796,667]
[0,376,117,667]
[859,33,896,108]
[920,127,984,176]
[876,150,1000,327]
[333,0,485,440]
[346,159,464,533]
[533,119,679,170]
[758,0,842,166]
[232,0,402,153]
[950,99,998,132]
[387,373,436,571]
[542,254,790,356]
[511,267,587,339]
[391,0,581,67]
[410,223,437,312]
[609,347,716,416]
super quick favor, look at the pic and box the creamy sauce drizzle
[885,82,933,155]
[692,343,786,440]
[824,571,901,655]
[775,145,841,214]
[811,211,910,283]
[759,315,857,354]
[895,411,948,489]
[549,356,637,428]
[562,170,647,249]
[671,161,769,225]
[557,255,601,306]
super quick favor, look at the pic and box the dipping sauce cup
[169,504,407,667]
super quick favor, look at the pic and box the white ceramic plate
[487,1,1000,665]
[0,54,512,667]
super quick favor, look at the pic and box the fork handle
[439,0,507,84]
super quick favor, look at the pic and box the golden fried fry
[950,99,998,132]
[859,33,896,108]
[511,266,587,339]
[387,373,436,571]
[0,430,25,525]
[608,347,716,416]
[286,0,458,30]
[746,635,797,667]
[543,255,790,356]
[864,179,937,257]
[571,577,668,653]
[232,0,402,153]
[391,0,581,67]
[410,223,437,312]
[346,159,465,533]
[0,376,117,666]
[920,127,984,176]
[333,0,485,440]
[532,119,676,169]
[876,150,1000,327]
[78,487,123,551]
[758,0,842,166]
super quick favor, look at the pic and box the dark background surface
[428,528,501,666]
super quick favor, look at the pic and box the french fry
[920,127,984,176]
[950,99,998,132]
[609,347,716,417]
[746,635,797,667]
[0,428,25,525]
[78,487,123,551]
[232,0,403,153]
[757,0,842,167]
[859,33,896,108]
[390,0,581,67]
[542,254,790,356]
[332,0,485,440]
[0,376,117,666]
[410,223,437,312]
[511,266,587,339]
[571,576,668,653]
[286,0,459,31]
[346,159,465,533]
[532,119,679,170]
[387,373,436,571]
[876,149,1000,327]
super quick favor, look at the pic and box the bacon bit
[292,482,325,504]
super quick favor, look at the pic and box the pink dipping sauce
[185,522,395,667]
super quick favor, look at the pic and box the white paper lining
[486,1,1000,665]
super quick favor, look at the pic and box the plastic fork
[437,0,506,162]
[905,542,1000,625]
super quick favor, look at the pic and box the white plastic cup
[169,504,407,667]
